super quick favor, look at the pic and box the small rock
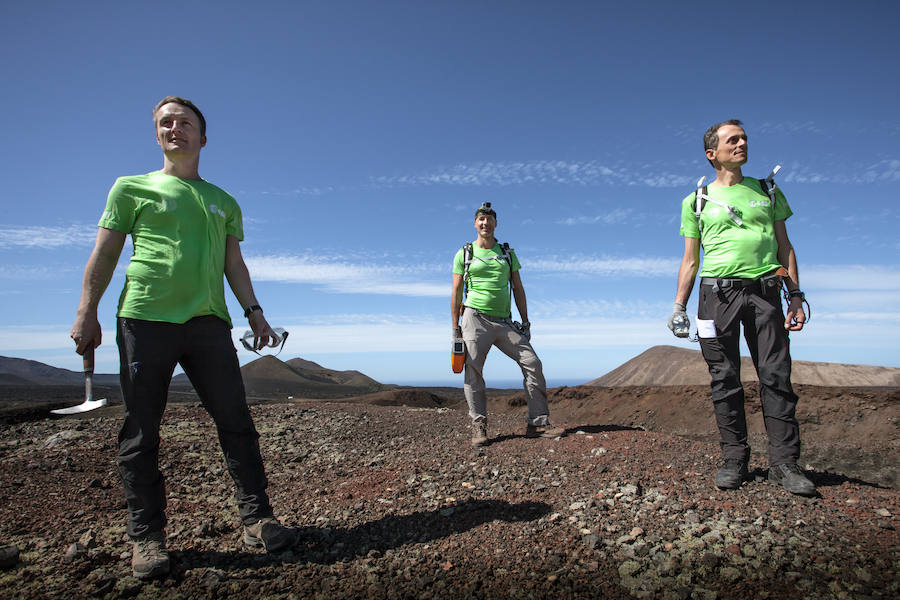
[115,576,143,598]
[78,530,95,549]
[44,430,84,448]
[200,568,226,587]
[64,542,86,562]
[629,527,644,537]
[874,508,891,517]
[618,560,641,578]
[724,544,742,557]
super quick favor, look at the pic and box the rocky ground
[0,398,898,599]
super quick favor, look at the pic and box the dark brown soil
[0,396,897,599]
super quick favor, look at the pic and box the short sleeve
[226,198,244,241]
[773,187,793,222]
[679,192,700,238]
[98,177,137,234]
[509,249,522,272]
[452,248,465,274]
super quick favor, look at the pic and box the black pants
[697,277,800,466]
[116,316,272,538]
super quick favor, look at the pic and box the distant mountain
[588,345,900,387]
[170,355,390,399]
[0,355,119,386]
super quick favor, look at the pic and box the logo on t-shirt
[209,204,226,219]
[749,199,771,208]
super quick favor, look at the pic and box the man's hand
[668,302,690,338]
[248,310,277,350]
[785,297,806,331]
[71,311,102,355]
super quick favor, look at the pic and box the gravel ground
[0,401,897,599]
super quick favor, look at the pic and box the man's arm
[224,235,275,349]
[510,270,529,323]
[675,237,700,306]
[668,237,700,336]
[774,220,806,331]
[451,273,464,336]
[70,227,127,355]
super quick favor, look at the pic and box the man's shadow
[482,423,641,447]
[173,498,551,573]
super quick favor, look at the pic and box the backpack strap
[500,242,514,293]
[692,174,744,236]
[759,164,781,206]
[693,176,708,237]
[462,241,515,299]
[462,242,474,299]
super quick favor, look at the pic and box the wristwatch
[244,304,262,318]
[788,290,805,301]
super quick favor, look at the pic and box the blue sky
[1,0,898,385]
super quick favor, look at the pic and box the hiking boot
[525,423,566,438]
[714,459,749,490]
[471,421,488,447]
[243,518,296,552]
[131,530,170,579]
[768,463,816,496]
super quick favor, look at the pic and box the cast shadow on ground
[481,423,641,447]
[174,498,551,573]
[743,467,890,493]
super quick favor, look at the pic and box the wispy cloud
[0,264,78,280]
[781,158,900,185]
[756,121,826,136]
[372,161,694,189]
[0,225,97,249]
[557,209,633,226]
[244,254,446,297]
[529,256,680,278]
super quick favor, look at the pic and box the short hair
[152,96,207,136]
[703,119,743,166]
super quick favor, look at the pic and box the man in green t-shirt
[70,97,294,579]
[451,203,565,447]
[667,119,814,496]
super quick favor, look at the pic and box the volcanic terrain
[0,347,896,599]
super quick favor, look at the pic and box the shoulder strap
[759,164,781,206]
[462,242,473,298]
[693,176,708,237]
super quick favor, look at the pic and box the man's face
[154,102,206,156]
[707,124,748,168]
[474,214,497,238]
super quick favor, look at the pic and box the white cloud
[0,225,97,249]
[245,254,446,297]
[557,209,633,226]
[372,160,694,189]
[529,256,680,278]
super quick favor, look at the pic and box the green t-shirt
[453,242,521,317]
[98,171,243,326]
[680,177,792,279]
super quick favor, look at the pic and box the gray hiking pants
[460,307,550,425]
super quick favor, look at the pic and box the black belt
[700,270,781,293]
